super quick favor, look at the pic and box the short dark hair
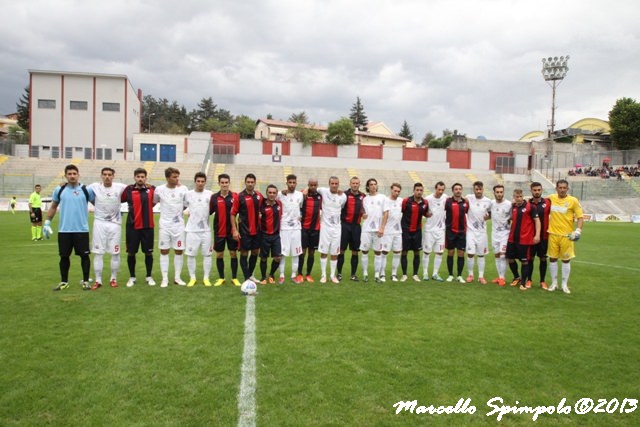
[365,178,377,193]
[245,173,257,182]
[165,167,180,178]
[451,182,462,191]
[413,182,423,190]
[286,174,297,181]
[64,164,78,174]
[218,173,230,182]
[194,172,207,181]
[473,181,483,188]
[493,184,504,192]
[556,179,569,187]
[134,168,147,177]
[435,181,445,189]
[101,167,115,175]
[266,184,278,192]
[530,181,542,189]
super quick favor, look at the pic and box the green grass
[1,213,639,426]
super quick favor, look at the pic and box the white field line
[237,295,257,427]
[572,259,640,272]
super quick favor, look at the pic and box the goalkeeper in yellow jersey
[546,179,583,294]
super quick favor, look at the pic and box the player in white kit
[317,176,347,283]
[489,184,511,286]
[465,181,492,284]
[277,174,304,284]
[88,167,127,289]
[379,183,403,282]
[422,181,447,281]
[184,172,214,287]
[153,167,189,287]
[359,178,386,282]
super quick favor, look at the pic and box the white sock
[361,253,369,275]
[477,256,485,278]
[494,257,501,277]
[467,256,475,277]
[160,254,169,280]
[320,257,327,278]
[279,257,286,277]
[380,254,388,276]
[330,259,337,278]
[561,262,571,286]
[110,253,120,280]
[174,254,183,280]
[203,255,212,278]
[549,261,558,283]
[422,252,430,276]
[93,254,103,283]
[392,253,401,276]
[433,253,443,276]
[291,257,299,278]
[374,254,382,277]
[187,255,197,278]
[499,256,507,278]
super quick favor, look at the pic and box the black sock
[127,255,136,277]
[145,254,153,277]
[216,258,225,278]
[350,253,358,276]
[447,255,454,275]
[401,254,408,275]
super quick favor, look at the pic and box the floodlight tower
[541,55,570,161]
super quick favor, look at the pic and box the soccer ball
[79,278,93,285]
[241,280,258,296]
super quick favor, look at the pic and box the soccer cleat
[53,282,69,291]
[337,274,342,281]
[510,278,521,287]
[562,286,571,294]
[432,274,444,282]
[215,278,226,287]
[91,281,102,290]
[331,276,340,284]
[160,279,169,288]
[249,276,259,283]
[374,275,381,283]
[268,277,275,284]
[259,279,267,285]
[478,277,487,285]
[548,282,558,292]
[525,280,532,289]
[362,274,369,282]
[278,276,285,285]
[174,278,186,286]
[380,275,386,283]
[457,276,465,283]
[446,275,454,282]
[109,278,118,288]
[82,281,91,291]
[187,278,197,288]
[412,275,421,282]
[391,275,399,282]
[498,278,506,287]
[231,278,241,287]
[145,276,156,286]
[465,275,474,283]
[306,275,315,283]
[293,275,303,284]
[320,276,327,284]
[350,275,359,282]
[491,278,500,284]
[540,281,548,290]
[126,278,136,288]
[203,278,212,287]
[423,275,430,281]
[519,284,528,291]
[399,275,408,282]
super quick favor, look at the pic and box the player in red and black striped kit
[231,173,263,281]
[506,189,541,291]
[210,173,241,286]
[298,178,322,282]
[526,182,552,289]
[338,177,365,281]
[121,168,156,287]
[400,182,429,281]
[444,183,469,283]
[258,185,283,284]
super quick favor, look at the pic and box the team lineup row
[31,164,583,293]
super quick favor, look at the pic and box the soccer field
[1,213,639,426]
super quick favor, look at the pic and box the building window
[70,100,88,110]
[38,99,56,109]
[103,102,120,112]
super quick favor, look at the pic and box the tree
[399,120,413,140]
[286,123,323,147]
[420,131,436,147]
[427,129,454,149]
[289,111,309,124]
[233,115,257,139]
[349,96,368,130]
[16,86,30,130]
[326,117,355,145]
[609,97,640,149]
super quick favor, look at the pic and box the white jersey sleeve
[466,195,491,232]
[185,189,213,232]
[317,187,346,228]
[89,182,126,224]
[156,184,188,227]
[277,190,303,230]
[425,194,447,232]
[490,199,512,233]
[361,193,386,232]
[383,197,403,235]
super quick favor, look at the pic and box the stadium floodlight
[148,112,156,133]
[541,55,570,161]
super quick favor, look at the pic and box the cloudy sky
[2,0,639,140]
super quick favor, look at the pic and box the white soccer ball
[241,279,258,296]
[79,278,93,285]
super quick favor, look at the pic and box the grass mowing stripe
[572,259,640,272]
[237,295,257,427]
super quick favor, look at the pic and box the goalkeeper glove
[569,228,581,241]
[43,220,54,239]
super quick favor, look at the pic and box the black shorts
[340,223,361,251]
[214,235,238,252]
[30,208,42,224]
[239,233,262,251]
[402,231,422,251]
[446,230,466,251]
[531,239,548,258]
[506,242,533,262]
[301,229,320,250]
[126,227,154,254]
[260,234,281,258]
[58,232,90,257]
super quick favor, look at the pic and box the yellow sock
[32,226,37,239]
[37,226,42,239]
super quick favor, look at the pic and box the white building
[29,70,141,160]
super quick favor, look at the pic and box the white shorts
[381,234,402,252]
[422,229,445,254]
[159,225,186,251]
[466,231,489,255]
[491,231,509,254]
[318,225,341,256]
[360,231,382,252]
[91,220,122,255]
[280,229,302,257]
[185,231,213,257]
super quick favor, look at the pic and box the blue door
[141,144,157,161]
[159,144,176,162]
